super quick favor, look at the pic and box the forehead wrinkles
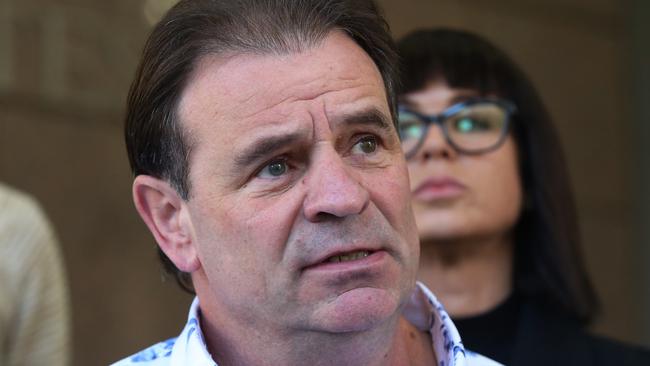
[238,74,362,123]
[230,41,381,118]
[178,32,386,143]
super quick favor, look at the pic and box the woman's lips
[412,177,466,201]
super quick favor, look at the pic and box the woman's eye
[455,118,489,132]
[257,159,288,178]
[399,123,423,140]
[353,136,378,154]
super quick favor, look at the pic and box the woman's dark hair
[398,28,598,325]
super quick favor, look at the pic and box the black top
[452,293,650,365]
[454,293,520,364]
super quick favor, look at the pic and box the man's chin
[310,287,400,333]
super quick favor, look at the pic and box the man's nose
[414,124,457,161]
[302,148,370,222]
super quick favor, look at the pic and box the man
[114,0,500,365]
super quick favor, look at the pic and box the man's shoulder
[111,338,177,366]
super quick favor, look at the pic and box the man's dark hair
[125,0,398,293]
[398,28,599,325]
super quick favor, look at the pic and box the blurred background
[0,0,648,364]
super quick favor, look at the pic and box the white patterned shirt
[113,282,501,366]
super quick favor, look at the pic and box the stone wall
[0,1,192,365]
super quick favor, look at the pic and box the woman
[397,28,649,365]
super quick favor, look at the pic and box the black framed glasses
[398,99,516,159]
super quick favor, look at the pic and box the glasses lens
[398,110,426,156]
[444,103,507,152]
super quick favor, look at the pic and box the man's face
[178,31,419,335]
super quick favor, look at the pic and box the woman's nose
[413,124,457,162]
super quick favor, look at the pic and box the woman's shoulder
[514,298,650,366]
[575,332,650,366]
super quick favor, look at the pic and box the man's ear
[132,175,200,273]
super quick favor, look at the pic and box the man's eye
[257,159,288,178]
[353,136,378,154]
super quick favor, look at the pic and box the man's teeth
[327,251,370,263]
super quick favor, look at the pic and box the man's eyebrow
[334,108,393,131]
[234,133,304,169]
[233,109,390,169]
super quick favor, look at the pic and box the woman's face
[402,81,523,243]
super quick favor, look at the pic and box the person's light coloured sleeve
[0,186,70,366]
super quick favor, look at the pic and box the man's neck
[199,304,435,366]
[418,234,514,318]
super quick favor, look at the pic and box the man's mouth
[302,249,388,275]
[325,250,371,263]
